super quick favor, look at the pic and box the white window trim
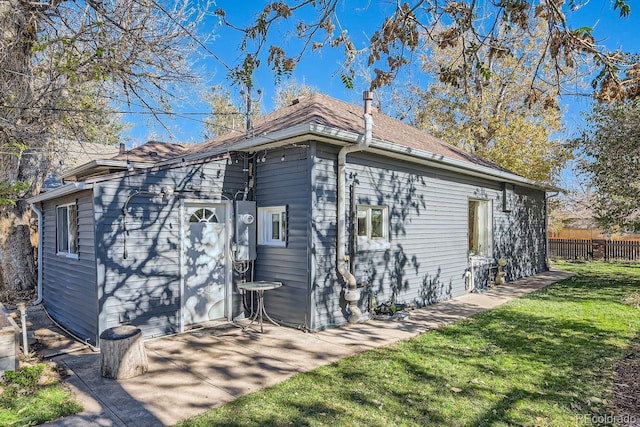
[356,205,391,251]
[56,202,79,259]
[468,199,493,258]
[257,206,287,247]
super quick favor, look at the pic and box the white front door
[182,203,228,326]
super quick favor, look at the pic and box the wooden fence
[549,238,640,261]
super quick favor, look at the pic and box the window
[56,202,78,257]
[189,208,218,223]
[468,199,493,257]
[356,205,390,251]
[258,206,286,246]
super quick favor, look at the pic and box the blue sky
[123,1,387,143]
[562,0,639,128]
[123,0,640,175]
[555,1,639,189]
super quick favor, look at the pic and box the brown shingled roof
[191,92,505,171]
[112,140,189,162]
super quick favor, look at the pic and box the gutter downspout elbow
[31,203,43,305]
[337,91,374,324]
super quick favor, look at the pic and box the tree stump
[100,326,148,379]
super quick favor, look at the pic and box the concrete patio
[39,269,573,426]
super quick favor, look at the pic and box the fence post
[592,240,606,260]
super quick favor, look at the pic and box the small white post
[17,302,28,355]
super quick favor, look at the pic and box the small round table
[238,281,282,333]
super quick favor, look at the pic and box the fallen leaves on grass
[611,344,640,420]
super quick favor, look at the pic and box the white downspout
[30,203,43,305]
[338,91,374,323]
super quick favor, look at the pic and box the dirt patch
[611,344,640,425]
[0,288,36,310]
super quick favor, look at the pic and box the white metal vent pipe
[337,91,373,323]
[30,203,43,305]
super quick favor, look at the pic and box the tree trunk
[100,326,148,379]
[0,137,47,296]
[0,1,44,295]
[0,201,37,292]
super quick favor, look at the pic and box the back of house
[28,92,552,346]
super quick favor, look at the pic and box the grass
[179,262,640,427]
[0,363,82,426]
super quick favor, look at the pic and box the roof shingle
[111,140,189,162]
[191,92,505,171]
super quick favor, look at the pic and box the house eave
[27,182,93,204]
[367,141,563,193]
[156,124,322,167]
[286,125,562,192]
[181,122,561,192]
[153,123,354,168]
[61,159,153,182]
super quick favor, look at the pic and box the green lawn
[0,363,81,426]
[180,262,640,427]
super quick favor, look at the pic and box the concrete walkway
[41,269,573,427]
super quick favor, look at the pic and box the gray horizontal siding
[310,144,548,331]
[41,190,98,344]
[96,188,180,340]
[94,159,245,341]
[494,186,547,279]
[310,145,341,330]
[255,148,310,327]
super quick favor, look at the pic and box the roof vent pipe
[364,90,373,115]
[337,91,374,324]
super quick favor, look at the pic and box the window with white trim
[356,205,390,251]
[468,199,493,257]
[258,206,287,247]
[56,202,78,257]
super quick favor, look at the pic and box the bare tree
[216,0,637,102]
[274,78,317,109]
[0,0,208,293]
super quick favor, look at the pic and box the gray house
[28,93,553,346]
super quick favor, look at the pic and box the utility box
[501,182,515,213]
[235,201,257,261]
